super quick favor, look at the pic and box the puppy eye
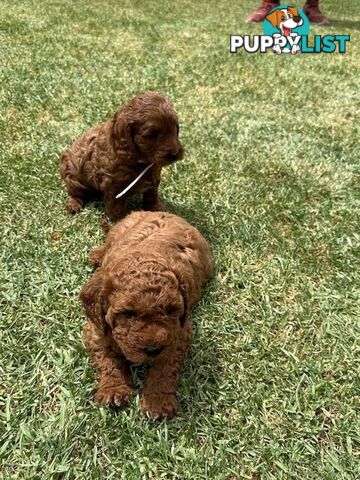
[122,310,137,319]
[281,14,286,20]
[166,306,176,315]
[144,129,159,140]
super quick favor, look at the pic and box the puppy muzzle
[165,146,184,163]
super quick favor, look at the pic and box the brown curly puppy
[80,211,213,419]
[60,92,184,221]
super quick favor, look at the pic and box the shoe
[303,1,328,24]
[246,1,280,23]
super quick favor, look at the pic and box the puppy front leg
[66,196,85,214]
[104,191,127,222]
[140,330,190,419]
[84,322,133,408]
[143,184,166,212]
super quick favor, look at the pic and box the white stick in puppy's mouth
[115,163,154,199]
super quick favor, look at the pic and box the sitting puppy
[80,211,213,419]
[60,92,184,221]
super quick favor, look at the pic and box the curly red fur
[60,92,184,221]
[80,211,213,419]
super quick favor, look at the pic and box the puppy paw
[100,218,111,233]
[66,197,83,214]
[95,385,133,408]
[89,245,106,267]
[140,392,179,420]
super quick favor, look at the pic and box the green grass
[1,0,359,478]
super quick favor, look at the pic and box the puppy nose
[144,346,164,357]
[168,149,179,159]
[294,15,301,23]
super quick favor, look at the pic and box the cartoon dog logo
[265,6,304,54]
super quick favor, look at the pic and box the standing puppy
[60,92,184,221]
[80,211,213,419]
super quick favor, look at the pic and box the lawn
[1,0,359,478]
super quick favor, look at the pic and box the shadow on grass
[166,200,214,240]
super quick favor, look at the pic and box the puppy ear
[79,270,110,333]
[265,9,281,27]
[112,110,136,153]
